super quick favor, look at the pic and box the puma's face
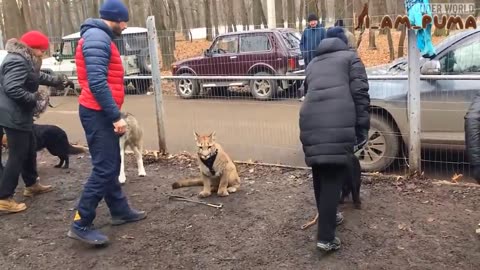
[194,131,217,159]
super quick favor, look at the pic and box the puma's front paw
[217,189,229,197]
[198,191,212,198]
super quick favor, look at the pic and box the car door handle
[230,56,237,59]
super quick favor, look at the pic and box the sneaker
[67,223,109,246]
[299,96,305,102]
[336,212,344,226]
[111,209,147,226]
[317,237,341,252]
[24,182,53,197]
[0,198,27,213]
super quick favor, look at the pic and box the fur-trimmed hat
[326,26,348,45]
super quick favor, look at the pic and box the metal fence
[35,15,480,182]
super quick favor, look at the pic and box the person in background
[299,13,326,102]
[0,31,68,213]
[298,26,370,252]
[67,0,146,246]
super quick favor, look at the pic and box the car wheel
[356,114,400,172]
[175,73,199,99]
[249,71,277,100]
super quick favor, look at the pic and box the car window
[61,40,78,59]
[440,35,480,74]
[211,35,238,54]
[281,32,300,49]
[240,34,271,53]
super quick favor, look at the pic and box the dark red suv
[171,28,305,100]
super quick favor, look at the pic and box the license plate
[299,59,305,66]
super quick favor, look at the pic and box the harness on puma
[200,149,218,175]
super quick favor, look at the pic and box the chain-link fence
[32,13,480,181]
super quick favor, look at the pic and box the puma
[172,131,241,197]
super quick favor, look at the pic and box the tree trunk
[306,0,318,15]
[204,0,213,40]
[253,0,263,29]
[319,0,326,25]
[298,0,305,30]
[150,0,176,69]
[2,0,26,39]
[177,0,190,40]
[211,0,219,36]
[275,0,284,28]
[226,0,236,32]
[287,0,295,28]
[334,0,344,24]
[398,24,406,58]
[240,0,250,30]
[62,0,75,34]
[386,28,395,61]
[345,0,354,32]
[20,0,33,30]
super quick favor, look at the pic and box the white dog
[119,112,147,184]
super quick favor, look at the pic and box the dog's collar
[200,149,218,175]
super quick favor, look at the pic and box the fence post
[266,0,276,29]
[407,29,421,173]
[146,16,168,154]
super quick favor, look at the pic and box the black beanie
[334,19,345,27]
[326,27,348,45]
[307,13,319,22]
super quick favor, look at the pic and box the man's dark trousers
[75,105,130,226]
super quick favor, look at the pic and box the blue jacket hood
[80,18,114,39]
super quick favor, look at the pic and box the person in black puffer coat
[0,31,69,213]
[465,94,480,184]
[299,27,370,252]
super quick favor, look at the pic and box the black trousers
[0,127,38,199]
[312,163,349,242]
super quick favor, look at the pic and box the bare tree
[204,0,213,40]
[150,0,176,69]
[2,0,26,39]
[225,1,237,32]
[287,0,295,28]
[252,0,264,29]
[62,0,75,34]
[239,0,250,30]
[19,0,33,30]
[177,0,190,40]
[319,0,326,25]
[211,0,220,36]
[275,0,284,28]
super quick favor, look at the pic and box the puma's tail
[172,178,204,189]
[68,144,88,155]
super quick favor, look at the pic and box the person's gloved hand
[354,128,369,153]
[55,74,73,89]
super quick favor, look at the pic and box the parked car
[361,28,480,172]
[171,28,305,100]
[41,27,152,94]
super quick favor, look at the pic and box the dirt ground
[0,150,479,270]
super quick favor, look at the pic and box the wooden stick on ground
[301,213,319,230]
[165,193,223,209]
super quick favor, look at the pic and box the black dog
[33,124,87,169]
[339,154,362,209]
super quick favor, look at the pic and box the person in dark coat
[299,27,370,252]
[299,13,326,101]
[464,97,480,185]
[0,31,68,213]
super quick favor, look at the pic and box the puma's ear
[194,131,200,141]
[209,131,216,140]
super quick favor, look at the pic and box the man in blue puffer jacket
[300,14,326,67]
[299,14,326,101]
